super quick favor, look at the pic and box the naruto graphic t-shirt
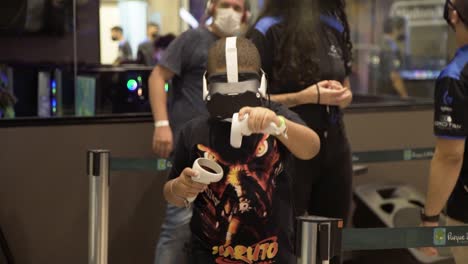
[168,102,305,264]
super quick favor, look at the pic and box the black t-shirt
[434,44,468,222]
[248,15,351,130]
[158,27,218,137]
[168,102,305,264]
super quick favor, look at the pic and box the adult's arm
[149,65,175,158]
[424,138,465,217]
[390,71,409,98]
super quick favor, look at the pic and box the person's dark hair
[322,0,353,75]
[383,16,405,34]
[155,34,177,49]
[207,37,261,76]
[111,26,123,33]
[252,0,353,84]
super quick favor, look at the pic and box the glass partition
[347,0,454,101]
[0,0,108,120]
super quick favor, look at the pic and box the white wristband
[154,120,170,128]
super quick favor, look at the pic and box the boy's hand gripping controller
[187,158,223,203]
[230,113,286,149]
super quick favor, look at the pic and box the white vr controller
[187,158,224,203]
[230,113,286,149]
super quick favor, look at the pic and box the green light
[127,79,138,91]
[137,76,142,82]
[165,83,169,92]
[52,88,57,95]
[52,107,57,113]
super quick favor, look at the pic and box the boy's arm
[275,118,320,160]
[239,106,320,160]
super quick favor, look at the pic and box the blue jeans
[154,204,192,264]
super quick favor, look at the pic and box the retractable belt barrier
[297,216,468,264]
[87,148,466,264]
[109,147,436,173]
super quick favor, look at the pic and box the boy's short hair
[207,37,261,76]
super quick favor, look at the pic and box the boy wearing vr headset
[150,1,249,263]
[163,37,320,263]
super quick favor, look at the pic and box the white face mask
[213,8,243,36]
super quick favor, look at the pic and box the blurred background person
[111,26,133,65]
[149,1,249,263]
[137,23,160,66]
[0,87,16,119]
[248,1,353,262]
[378,16,409,98]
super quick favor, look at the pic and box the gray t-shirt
[159,27,218,137]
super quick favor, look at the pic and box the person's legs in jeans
[154,205,192,264]
[447,217,468,264]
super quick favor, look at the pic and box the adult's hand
[298,80,330,104]
[152,126,173,158]
[323,80,353,108]
[419,221,440,257]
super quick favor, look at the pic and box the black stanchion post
[87,150,110,264]
[297,216,343,264]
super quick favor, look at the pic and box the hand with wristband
[419,209,441,257]
[152,120,173,158]
[299,80,350,107]
[238,106,286,137]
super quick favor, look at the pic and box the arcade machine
[37,68,64,117]
[78,65,162,115]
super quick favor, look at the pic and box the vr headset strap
[225,37,238,83]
